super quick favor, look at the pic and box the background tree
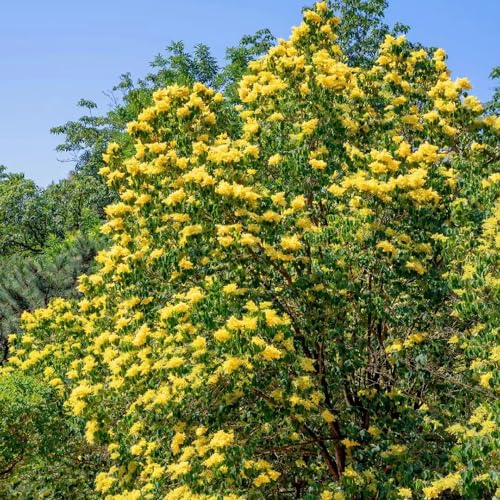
[0,166,53,255]
[0,236,100,343]
[487,66,500,114]
[42,173,112,233]
[329,0,409,66]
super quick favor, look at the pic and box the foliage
[0,166,52,255]
[329,0,409,67]
[148,42,220,89]
[0,372,104,499]
[2,1,500,499]
[487,66,500,114]
[0,165,105,256]
[42,173,113,233]
[0,236,100,343]
[439,180,500,499]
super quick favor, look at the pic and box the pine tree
[0,236,100,358]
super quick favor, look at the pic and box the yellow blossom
[280,234,302,251]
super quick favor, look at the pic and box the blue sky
[1,1,498,186]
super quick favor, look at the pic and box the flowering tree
[3,2,499,498]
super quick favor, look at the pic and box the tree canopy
[1,1,499,499]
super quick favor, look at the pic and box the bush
[0,372,103,498]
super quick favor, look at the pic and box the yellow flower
[253,473,271,487]
[341,438,360,449]
[240,233,260,247]
[129,421,143,436]
[377,240,397,256]
[368,426,381,438]
[397,487,412,498]
[271,192,287,206]
[209,430,234,448]
[179,257,194,270]
[214,328,231,342]
[280,235,302,251]
[290,195,306,210]
[170,432,186,454]
[321,409,335,423]
[479,372,493,388]
[261,345,283,361]
[203,452,225,467]
[405,259,426,275]
[262,210,282,223]
[227,315,258,331]
[135,193,152,206]
[167,461,191,479]
[263,309,290,327]
[303,9,322,23]
[85,419,98,445]
[343,466,359,478]
[191,336,207,352]
[423,473,461,499]
[95,472,115,493]
[222,283,244,295]
[386,341,403,354]
[268,153,283,166]
[309,158,327,170]
[301,118,319,135]
[315,1,328,13]
[222,357,245,374]
[267,112,284,122]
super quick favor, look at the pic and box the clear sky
[1,1,498,187]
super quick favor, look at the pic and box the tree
[329,0,409,67]
[0,166,107,257]
[42,173,113,233]
[0,167,52,255]
[49,98,121,180]
[3,1,499,498]
[487,66,500,114]
[0,236,100,343]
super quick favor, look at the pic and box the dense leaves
[329,0,409,67]
[0,167,51,255]
[0,372,104,499]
